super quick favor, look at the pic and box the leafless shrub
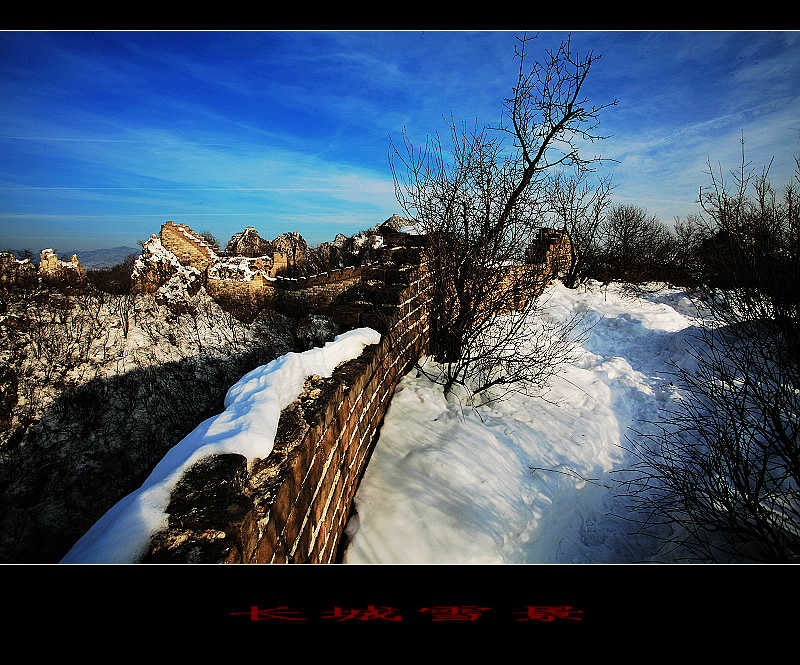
[621,145,800,562]
[595,203,677,287]
[85,254,138,294]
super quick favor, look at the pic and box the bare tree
[671,214,709,285]
[546,171,614,288]
[596,203,676,286]
[198,231,221,254]
[391,33,615,400]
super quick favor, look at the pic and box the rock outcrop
[269,231,310,267]
[225,226,272,258]
[379,213,413,232]
[38,249,86,283]
[0,252,37,288]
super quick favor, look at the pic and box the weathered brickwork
[159,221,218,271]
[526,227,572,276]
[144,262,434,563]
[143,228,573,564]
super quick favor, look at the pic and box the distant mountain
[56,246,140,270]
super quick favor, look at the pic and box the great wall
[136,218,572,563]
[2,217,573,563]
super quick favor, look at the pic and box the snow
[132,235,182,275]
[342,280,706,564]
[61,327,381,564]
[208,256,264,282]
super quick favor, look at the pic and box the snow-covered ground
[342,280,708,564]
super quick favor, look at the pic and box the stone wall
[145,263,433,563]
[527,228,572,276]
[206,265,369,318]
[159,221,217,271]
[142,227,573,564]
[205,273,277,304]
[38,249,86,283]
[245,273,431,564]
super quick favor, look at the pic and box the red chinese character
[228,605,307,622]
[514,606,583,622]
[320,605,403,622]
[418,605,493,622]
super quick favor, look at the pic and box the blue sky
[1,29,799,252]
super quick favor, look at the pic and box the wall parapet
[144,264,433,563]
[141,227,572,564]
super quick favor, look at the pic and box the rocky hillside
[0,238,341,562]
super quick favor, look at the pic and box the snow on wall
[59,224,573,564]
[247,266,435,563]
[141,262,436,564]
[60,327,381,564]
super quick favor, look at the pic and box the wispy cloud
[1,30,799,249]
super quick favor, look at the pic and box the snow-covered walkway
[342,280,705,564]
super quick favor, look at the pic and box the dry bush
[622,146,800,562]
[592,203,677,286]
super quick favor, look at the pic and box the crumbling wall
[159,221,217,271]
[145,264,433,563]
[141,227,573,564]
[206,265,368,317]
[38,249,86,283]
[526,228,572,276]
[154,221,432,314]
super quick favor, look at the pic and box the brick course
[143,227,572,563]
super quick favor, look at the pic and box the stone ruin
[140,220,575,564]
[38,249,86,281]
[0,249,85,288]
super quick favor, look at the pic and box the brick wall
[145,264,433,563]
[143,229,573,564]
[160,221,217,271]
